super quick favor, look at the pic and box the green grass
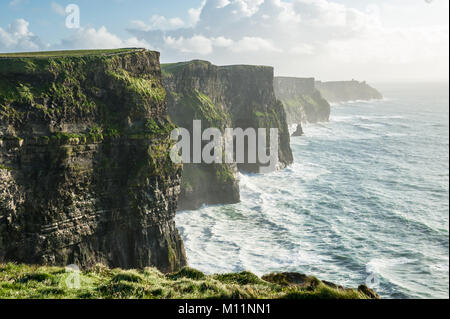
[0,48,144,58]
[161,60,211,76]
[0,263,379,299]
[0,164,13,171]
[107,69,166,103]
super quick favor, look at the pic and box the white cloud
[1,19,150,54]
[131,15,185,31]
[2,0,448,82]
[326,25,449,65]
[289,44,315,55]
[163,34,280,55]
[165,35,213,55]
[126,0,449,81]
[230,36,280,53]
[9,0,26,7]
[0,19,44,52]
[188,0,207,25]
[212,36,233,48]
[50,2,66,16]
[58,26,150,50]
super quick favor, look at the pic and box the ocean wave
[176,93,449,299]
[331,98,392,107]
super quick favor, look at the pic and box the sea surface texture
[176,83,449,299]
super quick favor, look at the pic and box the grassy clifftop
[0,48,144,58]
[0,263,378,299]
[274,77,331,124]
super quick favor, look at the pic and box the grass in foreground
[0,263,378,299]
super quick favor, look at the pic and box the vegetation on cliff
[0,49,138,58]
[274,77,330,124]
[162,60,293,210]
[162,60,240,211]
[0,49,187,272]
[0,263,378,299]
[315,80,383,103]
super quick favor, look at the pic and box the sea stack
[292,124,304,137]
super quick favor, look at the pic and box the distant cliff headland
[315,80,383,103]
[0,48,382,299]
[274,77,330,124]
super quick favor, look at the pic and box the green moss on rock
[0,49,187,273]
[274,77,331,124]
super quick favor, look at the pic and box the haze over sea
[176,83,449,299]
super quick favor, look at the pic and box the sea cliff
[274,77,330,124]
[0,263,379,299]
[163,60,293,210]
[315,80,383,103]
[0,49,186,272]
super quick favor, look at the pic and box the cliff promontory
[163,61,293,210]
[315,80,383,103]
[274,77,330,124]
[0,49,186,272]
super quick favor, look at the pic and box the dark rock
[0,49,187,272]
[262,272,319,289]
[292,124,304,137]
[263,272,380,299]
[358,285,381,299]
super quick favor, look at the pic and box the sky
[0,0,448,82]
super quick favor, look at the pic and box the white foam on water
[176,90,449,299]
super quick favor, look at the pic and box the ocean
[175,83,449,299]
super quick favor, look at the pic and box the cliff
[162,61,240,211]
[162,61,292,210]
[0,49,187,272]
[315,80,383,103]
[274,77,330,124]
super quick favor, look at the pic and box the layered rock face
[274,77,330,124]
[315,80,383,103]
[218,65,293,172]
[163,61,293,210]
[162,61,240,211]
[0,49,187,272]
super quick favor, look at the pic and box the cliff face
[163,61,293,210]
[162,61,240,211]
[274,77,330,124]
[315,80,383,103]
[218,65,293,172]
[0,49,187,272]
